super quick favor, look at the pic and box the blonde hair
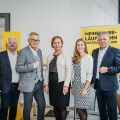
[72,38,88,64]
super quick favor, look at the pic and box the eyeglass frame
[29,39,40,43]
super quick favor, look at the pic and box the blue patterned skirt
[73,60,91,109]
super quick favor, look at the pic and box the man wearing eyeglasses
[16,32,45,120]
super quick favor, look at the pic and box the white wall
[0,0,119,57]
[0,0,119,108]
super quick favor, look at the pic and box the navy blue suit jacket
[92,46,120,91]
[0,50,12,94]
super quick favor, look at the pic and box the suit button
[36,72,37,73]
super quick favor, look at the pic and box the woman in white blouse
[71,38,93,120]
[44,36,72,120]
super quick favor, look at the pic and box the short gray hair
[7,36,18,44]
[28,32,39,38]
[97,31,109,39]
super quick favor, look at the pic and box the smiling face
[7,38,17,52]
[76,41,85,54]
[28,34,39,50]
[98,34,110,50]
[52,38,63,51]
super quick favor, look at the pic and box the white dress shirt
[7,50,19,83]
[29,45,37,56]
[29,45,38,68]
[96,45,109,79]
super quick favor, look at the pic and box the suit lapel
[27,46,36,62]
[93,49,99,81]
[100,46,111,66]
[94,49,99,68]
[4,51,12,71]
[27,46,42,63]
[37,50,42,60]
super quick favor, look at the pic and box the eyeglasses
[30,39,40,43]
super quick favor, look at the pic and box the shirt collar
[7,49,17,55]
[99,45,109,52]
[29,45,38,52]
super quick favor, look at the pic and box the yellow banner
[2,31,21,51]
[80,25,120,55]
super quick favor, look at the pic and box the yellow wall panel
[2,31,21,51]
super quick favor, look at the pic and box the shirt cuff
[33,63,36,68]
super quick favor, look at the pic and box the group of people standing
[0,31,120,120]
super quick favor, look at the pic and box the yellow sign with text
[2,31,21,51]
[80,25,120,55]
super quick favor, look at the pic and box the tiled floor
[44,109,101,120]
[20,105,120,120]
[44,107,74,120]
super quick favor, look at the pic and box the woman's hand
[71,87,74,95]
[81,88,87,97]
[44,85,49,94]
[63,86,68,95]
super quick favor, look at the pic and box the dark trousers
[96,80,118,120]
[0,83,20,120]
[23,81,46,120]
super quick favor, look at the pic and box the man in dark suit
[91,31,120,120]
[16,32,45,120]
[0,36,20,120]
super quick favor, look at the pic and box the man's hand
[0,90,2,93]
[34,61,39,68]
[91,83,94,88]
[99,67,108,73]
